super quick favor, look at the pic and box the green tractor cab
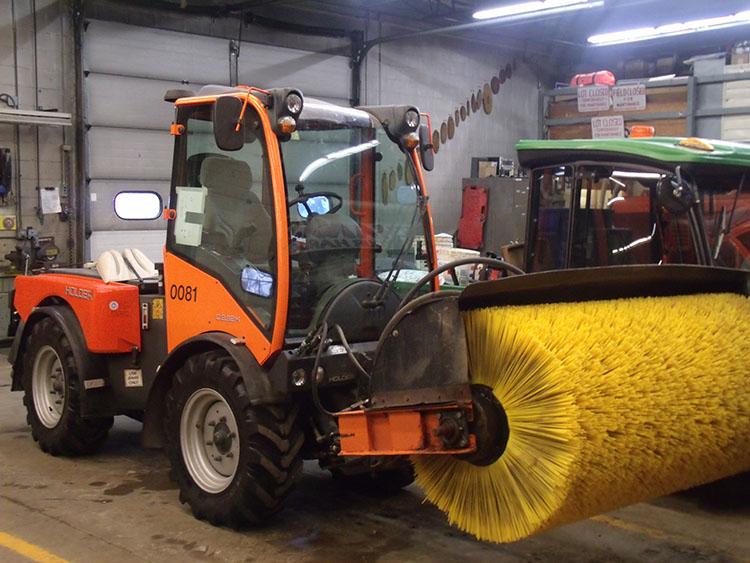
[517,137,750,273]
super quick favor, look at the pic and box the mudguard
[9,306,104,398]
[141,332,286,448]
[13,273,140,353]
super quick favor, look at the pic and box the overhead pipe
[10,0,22,238]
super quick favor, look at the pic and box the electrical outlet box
[0,215,16,230]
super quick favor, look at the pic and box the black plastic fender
[141,332,286,448]
[8,305,101,393]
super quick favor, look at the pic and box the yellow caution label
[151,298,164,320]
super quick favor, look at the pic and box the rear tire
[165,350,303,527]
[21,317,113,455]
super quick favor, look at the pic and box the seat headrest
[200,156,253,197]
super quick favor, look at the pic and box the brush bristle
[413,293,750,543]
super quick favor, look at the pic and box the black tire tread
[164,349,303,528]
[21,317,113,456]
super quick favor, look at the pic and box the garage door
[83,19,351,262]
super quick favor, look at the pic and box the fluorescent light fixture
[589,11,750,46]
[299,140,380,182]
[612,170,663,179]
[473,0,598,20]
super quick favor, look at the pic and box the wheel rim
[31,345,65,428]
[180,388,240,494]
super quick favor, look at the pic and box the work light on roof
[405,109,420,129]
[285,93,303,115]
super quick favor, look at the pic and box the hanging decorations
[430,59,518,154]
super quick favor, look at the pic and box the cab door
[164,96,290,364]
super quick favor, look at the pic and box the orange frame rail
[337,404,476,456]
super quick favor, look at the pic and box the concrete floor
[1,358,748,562]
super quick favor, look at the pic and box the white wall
[364,34,540,234]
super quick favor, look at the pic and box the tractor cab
[162,85,437,359]
[518,137,750,272]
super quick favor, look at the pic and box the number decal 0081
[170,284,198,302]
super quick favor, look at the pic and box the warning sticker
[124,369,143,388]
[151,298,164,320]
[577,85,610,113]
[591,115,625,139]
[612,84,646,111]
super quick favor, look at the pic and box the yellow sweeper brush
[413,268,750,544]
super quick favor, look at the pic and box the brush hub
[461,384,509,466]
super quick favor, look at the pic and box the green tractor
[517,136,750,272]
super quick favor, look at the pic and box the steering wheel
[288,191,343,217]
[399,257,525,307]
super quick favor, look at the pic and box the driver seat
[200,156,273,264]
[304,211,362,291]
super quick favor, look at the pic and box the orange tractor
[7,85,524,525]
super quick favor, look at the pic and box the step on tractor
[7,85,749,535]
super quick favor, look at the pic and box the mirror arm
[235,91,251,132]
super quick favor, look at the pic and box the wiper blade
[713,171,745,260]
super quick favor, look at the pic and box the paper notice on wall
[577,85,611,112]
[612,84,646,111]
[591,115,625,139]
[40,186,62,214]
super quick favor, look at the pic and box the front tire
[165,350,303,527]
[21,317,113,455]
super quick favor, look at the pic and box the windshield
[282,106,430,332]
[528,162,750,272]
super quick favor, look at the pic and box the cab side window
[171,107,277,328]
[528,167,573,271]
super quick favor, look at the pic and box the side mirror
[213,96,244,151]
[241,266,273,297]
[419,124,434,171]
[657,174,694,215]
[297,195,331,218]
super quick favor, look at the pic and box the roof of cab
[516,137,750,169]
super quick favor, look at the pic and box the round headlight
[405,109,420,129]
[285,93,303,115]
[277,115,297,134]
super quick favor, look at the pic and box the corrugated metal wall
[82,19,350,261]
